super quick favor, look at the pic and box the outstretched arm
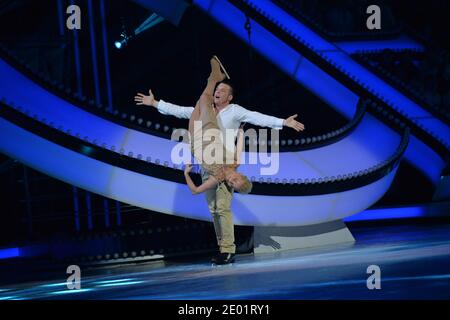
[283,114,305,132]
[134,89,194,119]
[235,105,305,132]
[134,89,159,108]
[184,165,218,195]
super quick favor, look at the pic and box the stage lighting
[114,30,133,49]
[114,13,164,50]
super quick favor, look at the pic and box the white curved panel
[0,117,397,226]
[0,58,402,181]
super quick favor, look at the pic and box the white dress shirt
[157,100,284,153]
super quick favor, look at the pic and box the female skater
[184,56,252,195]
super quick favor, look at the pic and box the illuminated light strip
[39,282,70,288]
[96,281,144,288]
[345,201,450,222]
[87,0,101,105]
[48,288,92,295]
[334,35,424,54]
[94,278,135,285]
[69,0,82,95]
[0,117,399,226]
[0,247,20,259]
[99,0,113,111]
[344,206,424,222]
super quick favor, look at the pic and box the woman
[184,56,252,195]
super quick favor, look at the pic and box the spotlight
[114,31,132,50]
[114,13,164,50]
[114,16,134,50]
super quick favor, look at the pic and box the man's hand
[134,89,158,107]
[283,114,305,132]
[184,164,193,175]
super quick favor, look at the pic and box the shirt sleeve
[234,104,284,130]
[156,99,194,119]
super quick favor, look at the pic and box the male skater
[183,56,252,198]
[135,58,305,265]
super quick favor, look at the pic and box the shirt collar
[216,103,232,116]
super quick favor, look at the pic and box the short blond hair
[234,174,253,194]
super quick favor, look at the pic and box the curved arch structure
[0,58,410,183]
[0,1,446,251]
[0,26,439,230]
[0,117,398,226]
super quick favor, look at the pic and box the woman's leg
[199,57,225,115]
[189,57,228,164]
[188,100,201,138]
[189,57,223,134]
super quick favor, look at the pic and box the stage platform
[1,220,450,300]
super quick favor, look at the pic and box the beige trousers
[202,170,236,254]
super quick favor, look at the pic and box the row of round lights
[4,99,402,185]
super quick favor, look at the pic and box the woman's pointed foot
[212,55,230,80]
[209,55,230,83]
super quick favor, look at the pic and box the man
[134,64,305,265]
[183,56,252,195]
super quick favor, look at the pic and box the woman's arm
[184,165,218,194]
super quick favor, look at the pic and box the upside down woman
[183,56,252,195]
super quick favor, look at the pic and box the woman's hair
[234,174,253,194]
